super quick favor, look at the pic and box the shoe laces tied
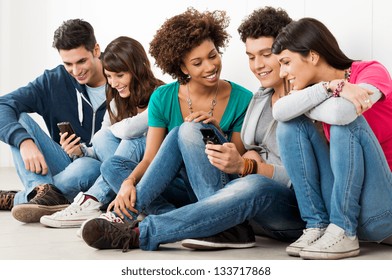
[34,185,47,198]
[0,191,15,209]
[109,224,137,253]
[314,230,345,249]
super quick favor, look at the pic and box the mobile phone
[57,122,79,144]
[200,128,222,145]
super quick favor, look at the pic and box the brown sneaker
[11,184,70,223]
[0,190,18,211]
[82,217,139,252]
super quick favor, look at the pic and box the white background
[1,0,392,166]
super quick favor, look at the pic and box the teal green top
[148,81,252,139]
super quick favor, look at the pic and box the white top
[272,82,381,124]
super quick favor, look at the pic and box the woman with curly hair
[81,7,255,251]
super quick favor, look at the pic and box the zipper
[77,90,96,145]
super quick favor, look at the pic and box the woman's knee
[178,122,207,143]
[92,128,116,148]
[101,156,122,178]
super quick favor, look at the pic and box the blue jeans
[54,128,147,204]
[12,113,101,205]
[277,115,392,241]
[102,122,228,216]
[139,175,304,250]
[103,122,304,250]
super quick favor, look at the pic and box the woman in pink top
[271,17,392,260]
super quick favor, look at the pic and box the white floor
[0,167,391,262]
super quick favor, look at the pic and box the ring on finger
[364,99,370,104]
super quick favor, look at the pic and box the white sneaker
[299,223,360,260]
[40,192,102,228]
[286,227,326,257]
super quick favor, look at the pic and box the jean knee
[92,128,114,147]
[178,122,208,144]
[100,156,120,179]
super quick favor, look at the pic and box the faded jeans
[12,113,101,204]
[103,122,305,250]
[277,115,392,241]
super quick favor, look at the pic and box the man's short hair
[52,19,96,52]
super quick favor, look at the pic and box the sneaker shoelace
[30,184,50,202]
[34,185,46,197]
[312,230,344,249]
[102,223,138,253]
[295,228,324,244]
[51,203,82,218]
[0,191,15,209]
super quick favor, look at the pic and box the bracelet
[239,158,258,177]
[322,80,345,97]
[332,80,345,97]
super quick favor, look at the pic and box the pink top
[323,61,392,170]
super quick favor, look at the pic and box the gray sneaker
[286,227,326,257]
[40,192,102,228]
[299,223,360,260]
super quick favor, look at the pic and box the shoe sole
[182,239,256,250]
[300,248,360,260]
[40,217,86,228]
[286,246,302,257]
[11,204,70,223]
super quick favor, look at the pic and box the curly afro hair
[237,6,292,43]
[149,7,230,84]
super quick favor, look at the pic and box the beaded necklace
[186,81,219,116]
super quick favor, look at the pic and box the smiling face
[59,44,103,87]
[180,39,222,87]
[104,70,132,98]
[275,49,317,90]
[245,36,283,89]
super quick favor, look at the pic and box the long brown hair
[272,18,354,70]
[102,36,164,123]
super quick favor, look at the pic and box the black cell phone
[200,128,222,145]
[57,122,79,144]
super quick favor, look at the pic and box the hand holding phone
[57,122,80,144]
[200,128,222,145]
